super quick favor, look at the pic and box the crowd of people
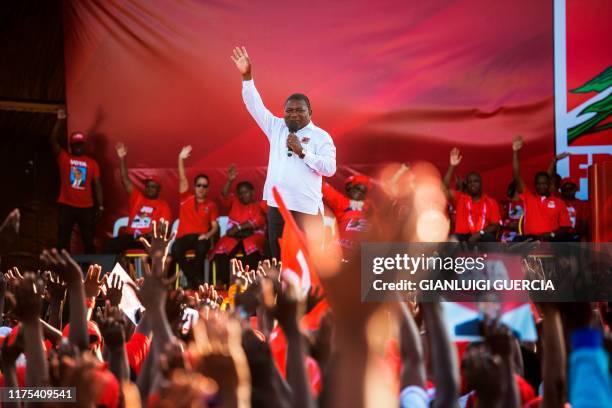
[0,45,607,407]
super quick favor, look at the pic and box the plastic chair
[112,217,129,237]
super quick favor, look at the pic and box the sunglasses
[195,184,209,188]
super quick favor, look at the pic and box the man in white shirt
[231,46,337,258]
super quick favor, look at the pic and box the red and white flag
[272,187,321,290]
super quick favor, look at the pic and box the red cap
[69,132,86,143]
[346,174,371,190]
[145,175,162,186]
[560,177,578,187]
[62,321,102,347]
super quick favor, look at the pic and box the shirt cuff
[302,148,314,163]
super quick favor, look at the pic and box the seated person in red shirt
[172,146,219,288]
[511,136,571,241]
[443,148,501,242]
[211,165,266,287]
[322,174,373,253]
[559,177,589,241]
[103,142,172,256]
[500,181,524,242]
[50,107,104,253]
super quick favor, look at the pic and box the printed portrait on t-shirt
[131,205,154,229]
[70,165,87,189]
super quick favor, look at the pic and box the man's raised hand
[179,145,192,161]
[450,147,462,166]
[227,164,238,182]
[115,142,128,159]
[512,136,523,152]
[231,46,252,80]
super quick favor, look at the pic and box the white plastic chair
[112,217,129,237]
[217,216,229,237]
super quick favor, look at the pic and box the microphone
[287,123,298,157]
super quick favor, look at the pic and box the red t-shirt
[520,189,571,235]
[322,182,372,249]
[124,189,172,235]
[564,198,590,233]
[451,191,501,234]
[57,149,100,208]
[176,192,219,238]
[125,332,150,375]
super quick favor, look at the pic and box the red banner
[63,0,565,239]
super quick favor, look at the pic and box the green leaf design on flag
[567,66,612,143]
[570,67,612,93]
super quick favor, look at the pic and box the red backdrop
[62,0,558,241]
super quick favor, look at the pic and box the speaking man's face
[284,99,311,131]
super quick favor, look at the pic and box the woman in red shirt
[211,165,266,287]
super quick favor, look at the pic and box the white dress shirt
[242,79,336,215]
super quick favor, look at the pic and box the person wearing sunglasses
[172,145,219,288]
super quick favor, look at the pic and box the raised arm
[512,136,525,194]
[178,145,191,194]
[443,148,462,202]
[547,152,570,177]
[232,46,279,138]
[49,107,66,157]
[540,305,566,408]
[115,142,133,194]
[398,302,426,391]
[41,249,89,351]
[222,164,237,198]
[421,302,459,407]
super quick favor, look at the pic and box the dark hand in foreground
[97,303,126,350]
[105,274,124,307]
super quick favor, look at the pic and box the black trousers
[58,204,96,253]
[266,206,322,260]
[455,232,498,243]
[171,234,211,289]
[212,242,261,288]
[103,234,145,255]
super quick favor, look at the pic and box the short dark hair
[286,93,311,110]
[194,174,209,184]
[534,171,550,182]
[237,181,254,191]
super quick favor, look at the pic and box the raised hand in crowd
[265,276,314,408]
[13,273,49,386]
[511,135,525,194]
[191,313,251,408]
[231,46,252,80]
[222,164,238,198]
[0,209,20,247]
[83,263,107,299]
[115,142,128,159]
[42,270,67,329]
[483,319,520,408]
[40,249,89,350]
[115,142,134,193]
[178,145,192,194]
[105,273,124,307]
[97,302,129,382]
[463,344,507,408]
